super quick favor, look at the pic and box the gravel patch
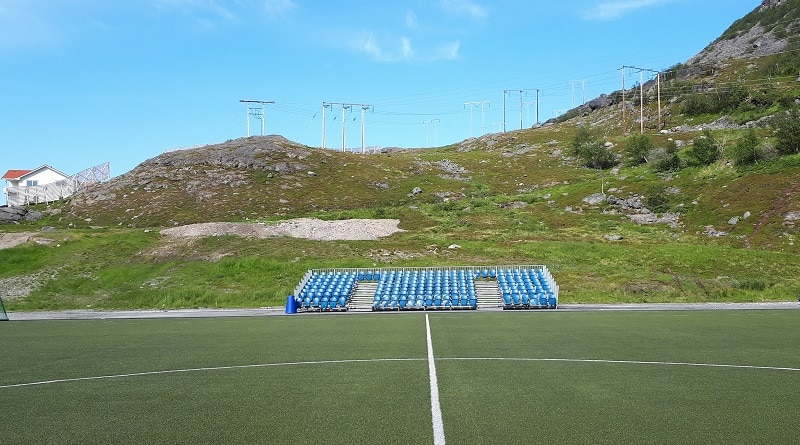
[160,218,405,241]
[0,232,34,250]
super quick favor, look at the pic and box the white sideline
[426,314,446,445]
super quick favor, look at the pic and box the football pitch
[3,310,799,444]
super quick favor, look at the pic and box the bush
[681,94,715,115]
[581,143,618,169]
[729,129,763,166]
[689,130,720,166]
[648,140,682,173]
[644,185,671,213]
[571,126,595,156]
[775,110,800,155]
[571,127,618,170]
[625,134,653,166]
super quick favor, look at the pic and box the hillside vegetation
[2,1,799,310]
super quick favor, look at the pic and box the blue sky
[1,0,759,191]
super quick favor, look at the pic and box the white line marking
[0,358,424,389]
[442,357,800,372]
[426,314,446,445]
[3,356,798,390]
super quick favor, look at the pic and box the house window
[26,180,38,186]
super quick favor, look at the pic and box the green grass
[5,227,799,310]
[3,311,800,444]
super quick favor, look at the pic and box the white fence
[5,162,110,206]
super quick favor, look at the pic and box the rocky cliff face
[760,0,787,11]
[687,0,797,66]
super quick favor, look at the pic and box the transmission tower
[464,101,490,137]
[239,100,275,136]
[322,102,372,152]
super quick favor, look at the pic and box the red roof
[2,169,33,180]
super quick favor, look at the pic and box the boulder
[0,207,26,221]
[586,94,613,111]
[582,193,606,206]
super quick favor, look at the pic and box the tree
[689,129,720,166]
[729,129,762,166]
[625,133,653,166]
[775,110,800,155]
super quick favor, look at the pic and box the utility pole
[239,100,274,136]
[359,104,373,153]
[322,102,371,152]
[321,103,332,149]
[503,90,524,132]
[623,66,660,134]
[341,104,350,152]
[423,119,441,147]
[657,71,662,130]
[464,101,489,137]
[571,80,587,107]
[620,67,627,135]
[640,69,646,134]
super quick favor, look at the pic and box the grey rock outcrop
[0,206,43,223]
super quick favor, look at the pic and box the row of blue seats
[374,295,477,310]
[357,268,501,282]
[502,293,557,308]
[373,270,478,310]
[497,268,557,308]
[297,272,356,310]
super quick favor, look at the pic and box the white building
[2,163,110,207]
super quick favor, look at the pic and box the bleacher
[291,265,559,312]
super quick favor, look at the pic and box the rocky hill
[53,0,799,247]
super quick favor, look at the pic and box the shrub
[689,130,720,166]
[571,127,618,170]
[729,129,763,166]
[581,143,618,170]
[625,134,653,166]
[644,185,670,213]
[571,126,595,156]
[648,140,682,173]
[775,110,800,155]
[681,94,715,115]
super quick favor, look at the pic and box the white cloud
[352,32,457,63]
[440,0,488,20]
[436,41,460,60]
[401,37,415,60]
[406,10,418,28]
[155,0,235,21]
[354,31,384,60]
[582,0,672,21]
[263,0,297,21]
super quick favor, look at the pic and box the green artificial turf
[2,311,799,444]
